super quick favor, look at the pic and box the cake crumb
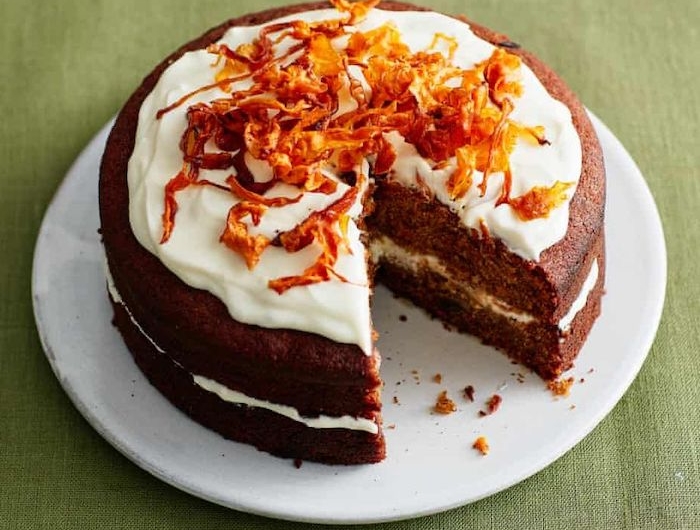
[472,436,490,456]
[569,404,576,410]
[399,314,407,322]
[433,390,457,414]
[293,459,303,469]
[386,424,396,430]
[579,377,585,383]
[463,385,475,402]
[392,396,400,405]
[547,376,575,397]
[432,373,443,384]
[587,367,595,374]
[478,394,502,417]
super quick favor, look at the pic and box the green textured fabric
[1,0,697,528]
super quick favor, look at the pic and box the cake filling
[371,236,600,331]
[193,375,378,433]
[105,262,379,434]
[370,236,536,324]
[127,4,582,352]
[559,258,599,331]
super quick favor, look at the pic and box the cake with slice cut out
[99,0,605,464]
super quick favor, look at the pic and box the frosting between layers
[128,7,581,351]
[104,262,379,434]
[193,375,378,433]
[371,236,598,331]
[370,236,536,324]
[106,261,170,356]
[559,258,599,331]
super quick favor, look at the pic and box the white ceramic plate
[32,113,666,524]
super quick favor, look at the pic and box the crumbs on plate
[433,390,457,414]
[463,385,475,402]
[478,394,502,417]
[547,376,575,398]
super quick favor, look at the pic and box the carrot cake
[99,0,605,464]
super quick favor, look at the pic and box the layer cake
[99,0,605,464]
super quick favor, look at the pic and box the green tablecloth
[2,0,698,528]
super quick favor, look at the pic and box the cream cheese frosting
[127,7,582,351]
[559,258,599,331]
[371,236,597,330]
[192,375,379,433]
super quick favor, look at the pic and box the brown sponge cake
[100,0,605,464]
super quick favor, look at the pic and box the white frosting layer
[128,8,581,352]
[371,236,597,331]
[193,375,378,434]
[105,261,168,355]
[105,261,378,433]
[559,259,599,331]
[371,236,537,324]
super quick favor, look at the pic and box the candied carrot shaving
[329,0,381,24]
[160,170,193,244]
[219,202,270,269]
[427,32,459,61]
[509,181,574,221]
[446,145,476,200]
[225,174,304,207]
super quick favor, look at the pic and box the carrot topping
[160,170,193,244]
[226,173,303,208]
[308,34,344,77]
[473,436,490,455]
[156,1,565,292]
[269,185,358,293]
[509,181,574,221]
[219,203,271,269]
[446,145,476,200]
[277,185,358,253]
[329,0,381,24]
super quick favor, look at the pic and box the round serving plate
[32,112,666,524]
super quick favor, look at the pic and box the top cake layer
[125,1,582,352]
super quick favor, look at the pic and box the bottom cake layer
[109,296,386,465]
